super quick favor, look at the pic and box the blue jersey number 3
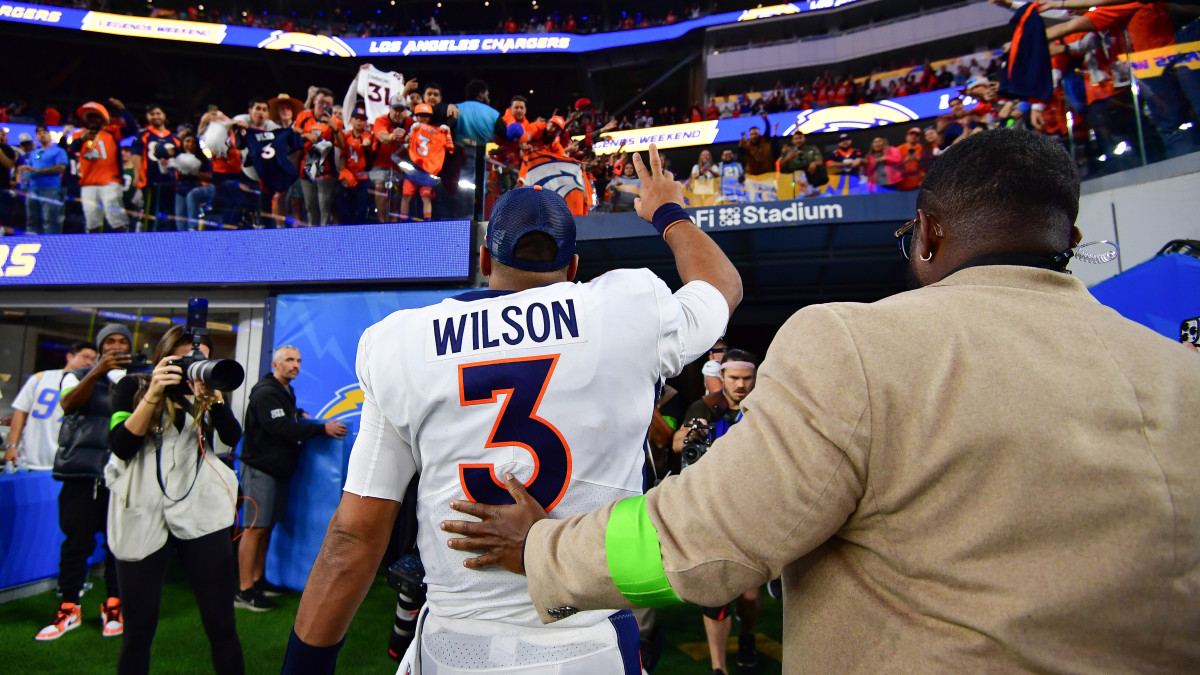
[457,355,572,512]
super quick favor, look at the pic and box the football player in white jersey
[5,341,98,469]
[284,145,742,674]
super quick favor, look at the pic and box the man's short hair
[146,103,164,115]
[512,231,559,264]
[69,340,97,355]
[466,79,488,101]
[273,344,300,361]
[950,97,963,105]
[721,349,759,367]
[35,124,48,133]
[424,82,443,95]
[511,95,528,105]
[315,87,335,99]
[248,96,269,109]
[917,129,1079,254]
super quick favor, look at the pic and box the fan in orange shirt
[70,99,137,232]
[527,115,569,157]
[371,94,411,223]
[339,109,375,224]
[400,103,454,220]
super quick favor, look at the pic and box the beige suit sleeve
[525,305,871,622]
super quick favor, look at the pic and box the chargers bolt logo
[785,101,919,135]
[257,31,356,57]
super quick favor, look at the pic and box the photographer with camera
[672,348,760,675]
[106,323,245,675]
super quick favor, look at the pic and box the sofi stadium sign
[0,1,863,56]
[584,88,978,154]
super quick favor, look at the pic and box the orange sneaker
[101,597,123,638]
[35,603,82,641]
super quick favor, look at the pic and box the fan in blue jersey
[241,127,304,195]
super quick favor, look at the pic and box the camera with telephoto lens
[681,419,714,468]
[165,298,245,396]
[386,553,427,662]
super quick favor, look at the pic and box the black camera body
[386,553,427,661]
[165,298,245,396]
[125,353,152,374]
[681,419,713,468]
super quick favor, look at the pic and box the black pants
[58,477,119,604]
[115,529,244,675]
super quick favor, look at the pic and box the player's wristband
[652,203,690,236]
[281,629,344,675]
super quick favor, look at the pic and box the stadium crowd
[2,1,1198,233]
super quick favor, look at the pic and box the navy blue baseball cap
[486,186,576,273]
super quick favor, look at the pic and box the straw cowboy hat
[268,93,304,120]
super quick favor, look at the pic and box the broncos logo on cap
[784,101,920,135]
[256,31,356,57]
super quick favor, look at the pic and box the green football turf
[2,565,785,674]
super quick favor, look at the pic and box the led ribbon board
[583,87,979,155]
[0,1,863,56]
[0,221,472,286]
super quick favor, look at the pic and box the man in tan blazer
[445,129,1200,672]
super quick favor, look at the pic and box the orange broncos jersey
[407,122,453,175]
[77,128,124,187]
[343,129,374,176]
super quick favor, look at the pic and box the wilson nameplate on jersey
[425,291,589,362]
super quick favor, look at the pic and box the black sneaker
[233,588,277,612]
[254,579,289,598]
[737,632,758,673]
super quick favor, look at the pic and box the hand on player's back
[633,143,685,223]
[443,473,548,575]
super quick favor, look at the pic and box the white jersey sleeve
[343,325,417,502]
[13,373,38,412]
[341,74,359,133]
[650,276,729,379]
[61,372,81,392]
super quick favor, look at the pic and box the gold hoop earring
[920,251,933,262]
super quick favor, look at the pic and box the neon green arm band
[110,411,132,430]
[604,496,682,607]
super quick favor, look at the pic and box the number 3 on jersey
[458,355,572,511]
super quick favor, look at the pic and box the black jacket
[241,373,324,479]
[53,366,118,480]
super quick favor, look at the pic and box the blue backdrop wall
[1090,254,1200,341]
[260,288,462,590]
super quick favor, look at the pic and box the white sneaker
[35,603,82,641]
[101,598,124,638]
